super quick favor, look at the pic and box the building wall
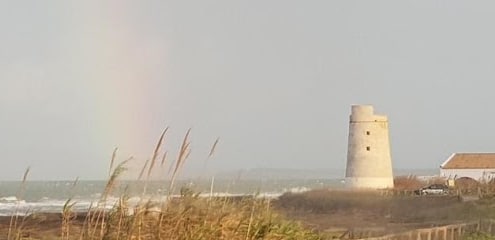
[345,105,394,189]
[440,168,495,181]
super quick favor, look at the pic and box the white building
[440,153,495,182]
[345,105,394,189]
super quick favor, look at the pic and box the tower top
[350,105,387,122]
[351,105,374,116]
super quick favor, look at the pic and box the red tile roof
[441,153,495,169]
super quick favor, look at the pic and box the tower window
[366,146,371,151]
[366,131,370,135]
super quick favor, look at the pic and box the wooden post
[427,230,432,240]
[443,227,447,240]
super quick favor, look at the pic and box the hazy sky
[2,1,495,180]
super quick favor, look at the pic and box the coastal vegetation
[2,129,325,240]
[3,130,495,239]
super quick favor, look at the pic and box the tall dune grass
[5,129,324,240]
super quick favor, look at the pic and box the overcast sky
[2,1,495,180]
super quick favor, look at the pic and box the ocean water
[0,178,344,216]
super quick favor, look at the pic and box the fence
[341,220,495,240]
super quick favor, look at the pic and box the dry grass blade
[180,129,191,152]
[184,146,191,161]
[142,127,169,196]
[208,137,220,158]
[173,129,191,175]
[147,127,169,179]
[72,177,79,188]
[92,157,132,239]
[169,128,191,193]
[245,201,256,240]
[8,167,31,240]
[160,151,168,167]
[138,159,150,181]
[197,138,220,180]
[167,159,177,175]
[62,178,79,240]
[61,198,77,240]
[109,148,118,177]
[22,167,30,184]
[104,157,132,198]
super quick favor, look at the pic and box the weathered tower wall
[345,105,394,189]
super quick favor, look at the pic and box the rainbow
[78,4,167,161]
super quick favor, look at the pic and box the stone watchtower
[345,105,394,189]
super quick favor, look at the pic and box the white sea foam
[0,198,119,216]
[0,178,342,216]
[0,192,289,216]
[0,196,20,202]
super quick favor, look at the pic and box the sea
[0,178,345,216]
[0,167,438,216]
